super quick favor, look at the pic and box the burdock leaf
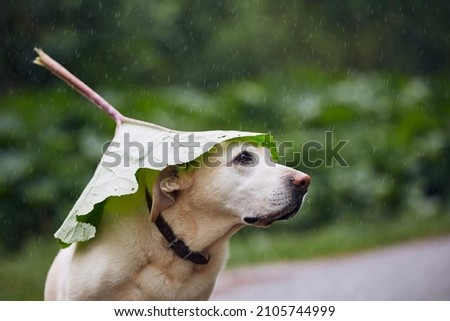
[55,120,271,245]
[34,49,277,246]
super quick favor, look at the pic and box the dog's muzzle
[244,172,311,227]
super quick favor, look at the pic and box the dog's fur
[45,142,310,300]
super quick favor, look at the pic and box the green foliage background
[1,0,449,299]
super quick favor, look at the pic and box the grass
[0,237,59,300]
[1,214,449,300]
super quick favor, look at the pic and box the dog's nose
[292,172,311,192]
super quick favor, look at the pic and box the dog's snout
[292,172,311,192]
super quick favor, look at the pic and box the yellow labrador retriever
[45,141,310,300]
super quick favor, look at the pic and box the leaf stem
[33,48,123,127]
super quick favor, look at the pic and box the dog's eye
[233,151,255,166]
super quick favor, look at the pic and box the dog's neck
[155,214,210,265]
[159,204,245,264]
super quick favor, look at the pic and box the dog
[44,141,310,300]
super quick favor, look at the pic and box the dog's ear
[149,166,181,222]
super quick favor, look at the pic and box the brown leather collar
[155,214,210,265]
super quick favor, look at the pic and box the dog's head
[150,141,310,228]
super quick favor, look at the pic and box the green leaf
[54,116,275,245]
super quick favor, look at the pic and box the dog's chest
[118,260,216,300]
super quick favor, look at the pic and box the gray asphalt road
[211,235,450,300]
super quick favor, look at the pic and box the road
[211,235,450,300]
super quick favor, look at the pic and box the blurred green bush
[1,70,449,252]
